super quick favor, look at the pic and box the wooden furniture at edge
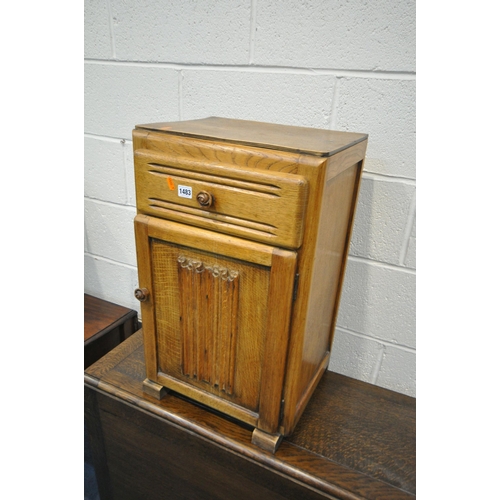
[132,117,369,452]
[84,294,139,369]
[84,331,416,500]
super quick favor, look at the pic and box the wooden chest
[84,294,138,369]
[132,117,367,452]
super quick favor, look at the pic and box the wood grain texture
[85,332,415,499]
[281,148,366,435]
[133,216,158,381]
[95,392,335,500]
[134,142,309,248]
[177,255,240,393]
[142,378,168,399]
[291,372,416,495]
[280,157,328,433]
[136,117,367,157]
[299,163,361,411]
[251,428,283,454]
[327,156,365,352]
[146,227,274,416]
[258,248,297,433]
[326,141,368,181]
[145,214,275,266]
[84,294,138,369]
[84,385,114,500]
[133,118,369,448]
[132,126,318,175]
[84,294,135,342]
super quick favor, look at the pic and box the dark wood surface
[84,294,139,369]
[85,331,415,499]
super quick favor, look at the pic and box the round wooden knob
[134,288,149,302]
[196,191,214,208]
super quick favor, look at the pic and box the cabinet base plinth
[143,378,168,400]
[251,428,283,454]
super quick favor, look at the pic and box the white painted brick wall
[349,176,416,265]
[253,0,416,71]
[334,259,416,347]
[183,70,336,127]
[84,136,129,204]
[84,63,179,137]
[335,78,416,178]
[84,0,416,397]
[84,200,137,266]
[110,0,253,64]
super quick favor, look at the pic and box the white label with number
[178,185,193,199]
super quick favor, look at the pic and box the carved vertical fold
[177,256,239,395]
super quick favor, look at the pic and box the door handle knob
[196,191,214,208]
[134,288,150,302]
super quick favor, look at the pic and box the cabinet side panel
[283,143,366,433]
[301,163,361,380]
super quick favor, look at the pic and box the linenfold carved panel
[177,256,240,394]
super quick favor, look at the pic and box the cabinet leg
[251,428,283,454]
[142,378,168,400]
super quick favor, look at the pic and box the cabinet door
[135,214,297,433]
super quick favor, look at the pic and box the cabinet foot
[251,428,283,454]
[142,378,168,400]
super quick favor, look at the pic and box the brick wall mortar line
[249,0,257,64]
[84,196,137,211]
[370,344,386,384]
[362,171,416,185]
[178,70,184,120]
[328,76,339,130]
[335,325,416,353]
[347,255,416,275]
[84,133,127,143]
[84,59,416,80]
[121,138,131,206]
[399,190,417,266]
[85,251,138,271]
[105,0,116,59]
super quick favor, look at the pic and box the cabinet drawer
[134,149,308,249]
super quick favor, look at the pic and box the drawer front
[134,149,308,249]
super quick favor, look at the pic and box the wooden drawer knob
[134,288,150,302]
[196,191,214,208]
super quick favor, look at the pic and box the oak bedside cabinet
[132,117,368,452]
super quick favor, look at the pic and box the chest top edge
[135,117,368,158]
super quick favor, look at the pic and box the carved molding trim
[177,256,239,281]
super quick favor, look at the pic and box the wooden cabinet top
[85,331,415,499]
[135,117,368,157]
[84,294,136,343]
